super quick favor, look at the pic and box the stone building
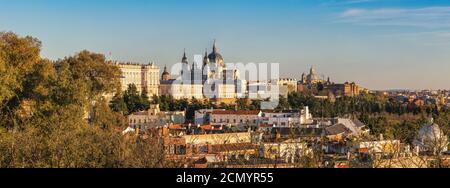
[112,61,160,97]
[159,41,246,103]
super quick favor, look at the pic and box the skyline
[1,0,450,90]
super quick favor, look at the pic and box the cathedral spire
[182,48,188,64]
[213,39,217,53]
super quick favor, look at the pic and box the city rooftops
[325,123,351,136]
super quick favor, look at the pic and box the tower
[180,49,190,82]
[161,65,170,81]
[203,48,209,67]
[181,48,188,64]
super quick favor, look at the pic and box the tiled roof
[200,125,213,130]
[169,124,184,130]
[352,119,366,128]
[325,123,351,135]
[259,123,273,127]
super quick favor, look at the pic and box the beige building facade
[112,61,160,97]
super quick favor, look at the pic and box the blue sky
[1,0,450,90]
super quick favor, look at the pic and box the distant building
[352,139,401,155]
[277,78,298,94]
[260,106,313,128]
[296,66,364,97]
[112,61,160,97]
[210,110,263,126]
[159,41,246,104]
[260,139,312,163]
[127,104,185,132]
[412,119,448,155]
[327,82,361,97]
[183,132,252,145]
[327,118,369,138]
[299,67,326,85]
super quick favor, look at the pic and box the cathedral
[300,66,328,85]
[160,41,246,103]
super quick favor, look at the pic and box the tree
[110,93,128,114]
[236,98,249,110]
[0,32,41,104]
[0,32,171,168]
[0,32,42,129]
[276,95,289,110]
[110,84,152,115]
[56,50,121,101]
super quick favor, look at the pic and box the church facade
[160,41,247,104]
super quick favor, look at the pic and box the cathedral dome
[208,40,224,67]
[413,120,448,153]
[208,52,223,63]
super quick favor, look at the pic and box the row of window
[212,119,257,124]
[165,145,187,155]
[129,118,157,124]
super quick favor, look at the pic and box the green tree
[276,95,289,110]
[0,32,42,129]
[110,93,128,114]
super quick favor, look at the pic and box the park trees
[0,32,166,168]
[109,84,152,115]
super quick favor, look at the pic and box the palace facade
[112,62,160,97]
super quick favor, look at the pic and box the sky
[1,0,449,90]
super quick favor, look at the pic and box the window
[198,145,208,153]
[176,145,186,155]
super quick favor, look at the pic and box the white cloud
[337,6,450,28]
[340,9,366,17]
